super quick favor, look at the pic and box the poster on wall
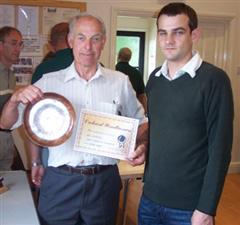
[0,3,85,87]
[17,6,39,36]
[13,57,34,86]
[21,35,43,57]
[0,5,15,27]
[42,7,80,35]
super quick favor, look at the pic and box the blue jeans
[138,194,193,225]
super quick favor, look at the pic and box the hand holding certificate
[74,109,139,160]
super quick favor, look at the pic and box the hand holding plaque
[73,109,139,160]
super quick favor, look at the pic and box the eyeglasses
[0,40,24,49]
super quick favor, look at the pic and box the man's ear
[101,36,106,50]
[47,42,55,53]
[191,27,201,43]
[67,34,73,49]
[0,41,3,51]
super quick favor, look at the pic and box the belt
[0,128,11,133]
[57,164,113,175]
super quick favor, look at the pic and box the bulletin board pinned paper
[0,0,86,85]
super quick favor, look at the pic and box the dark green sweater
[115,61,145,96]
[144,61,233,215]
[31,48,73,84]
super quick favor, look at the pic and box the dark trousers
[38,165,122,225]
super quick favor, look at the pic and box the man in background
[138,2,233,225]
[116,47,147,113]
[31,22,73,83]
[0,26,23,170]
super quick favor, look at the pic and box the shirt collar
[64,62,104,82]
[155,51,203,80]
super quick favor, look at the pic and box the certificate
[74,109,139,160]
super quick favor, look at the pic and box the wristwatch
[31,161,42,167]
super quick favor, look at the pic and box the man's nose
[84,39,92,49]
[166,33,174,44]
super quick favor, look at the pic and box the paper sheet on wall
[21,35,43,57]
[13,57,34,85]
[17,6,39,36]
[42,7,80,35]
[0,5,15,27]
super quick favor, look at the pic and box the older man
[0,14,148,225]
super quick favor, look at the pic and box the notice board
[0,0,86,85]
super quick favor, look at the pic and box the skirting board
[228,162,240,173]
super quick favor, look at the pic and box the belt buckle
[90,167,96,175]
[86,166,97,175]
[77,166,95,175]
[68,166,74,173]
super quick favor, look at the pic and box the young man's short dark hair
[157,2,198,32]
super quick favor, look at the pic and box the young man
[138,3,233,225]
[0,26,23,170]
[0,14,148,225]
[116,47,147,113]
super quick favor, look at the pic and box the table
[0,170,40,225]
[118,161,145,225]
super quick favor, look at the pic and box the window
[116,31,145,76]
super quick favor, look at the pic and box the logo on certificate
[117,135,126,149]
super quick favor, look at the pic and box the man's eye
[92,36,101,42]
[158,32,166,37]
[78,36,85,41]
[174,31,184,36]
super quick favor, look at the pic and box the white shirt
[14,63,147,167]
[155,51,203,80]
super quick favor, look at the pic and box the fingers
[128,148,142,161]
[11,85,43,105]
[31,172,42,186]
[127,144,146,166]
[31,166,44,187]
[32,177,42,187]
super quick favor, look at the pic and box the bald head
[117,47,132,62]
[69,13,106,37]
